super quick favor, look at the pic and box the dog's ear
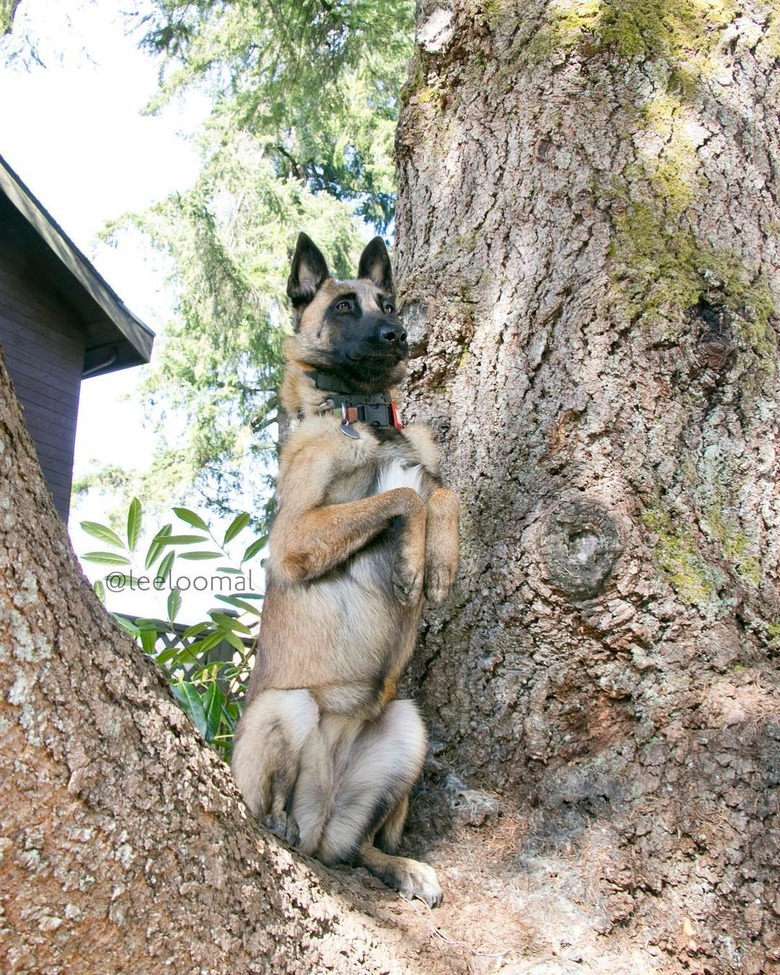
[357,237,394,295]
[287,233,330,313]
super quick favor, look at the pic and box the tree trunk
[397,2,779,971]
[0,343,448,973]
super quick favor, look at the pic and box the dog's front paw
[392,560,424,606]
[424,560,457,605]
[263,810,300,847]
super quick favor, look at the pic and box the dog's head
[284,233,408,395]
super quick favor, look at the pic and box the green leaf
[203,682,224,741]
[82,551,132,566]
[155,534,209,546]
[157,643,200,669]
[182,620,211,640]
[93,579,106,604]
[177,551,223,561]
[210,611,252,635]
[222,662,249,682]
[139,620,160,633]
[221,697,241,726]
[219,630,247,654]
[186,632,225,656]
[171,680,209,738]
[167,587,182,625]
[173,507,210,532]
[80,522,125,548]
[214,594,263,616]
[144,523,172,569]
[155,645,181,669]
[156,550,175,586]
[216,567,242,575]
[113,614,140,638]
[140,628,158,657]
[223,512,250,545]
[127,498,142,553]
[241,535,267,563]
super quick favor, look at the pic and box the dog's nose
[379,325,408,346]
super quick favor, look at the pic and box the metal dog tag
[340,422,361,440]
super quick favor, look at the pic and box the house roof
[0,154,154,377]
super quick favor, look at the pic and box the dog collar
[304,370,403,437]
[306,370,361,395]
[330,399,403,437]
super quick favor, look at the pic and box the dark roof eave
[0,155,155,369]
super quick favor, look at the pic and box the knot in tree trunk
[540,498,622,601]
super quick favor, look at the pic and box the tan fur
[231,236,459,907]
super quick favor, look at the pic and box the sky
[0,0,220,619]
[0,0,202,309]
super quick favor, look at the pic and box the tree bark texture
[0,344,441,974]
[396,2,779,971]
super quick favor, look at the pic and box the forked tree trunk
[397,2,779,972]
[0,343,438,973]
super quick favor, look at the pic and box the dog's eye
[335,300,352,313]
[383,301,395,315]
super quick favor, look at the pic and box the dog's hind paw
[263,811,300,847]
[360,847,443,907]
[397,860,443,908]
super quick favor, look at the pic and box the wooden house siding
[0,155,154,524]
[0,261,85,519]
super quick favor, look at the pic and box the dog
[231,233,459,906]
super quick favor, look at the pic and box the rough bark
[0,343,446,973]
[396,2,780,972]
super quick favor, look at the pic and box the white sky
[0,0,202,298]
[0,0,236,620]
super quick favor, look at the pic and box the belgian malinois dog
[231,233,459,906]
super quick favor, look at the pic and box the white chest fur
[375,459,424,496]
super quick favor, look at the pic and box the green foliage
[91,0,414,516]
[0,0,21,36]
[142,0,413,230]
[80,497,264,760]
[108,136,363,517]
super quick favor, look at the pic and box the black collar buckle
[305,370,403,431]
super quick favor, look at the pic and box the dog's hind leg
[375,793,408,854]
[358,841,442,908]
[361,791,443,904]
[302,699,442,906]
[231,688,319,845]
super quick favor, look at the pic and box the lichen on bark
[397,1,780,970]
